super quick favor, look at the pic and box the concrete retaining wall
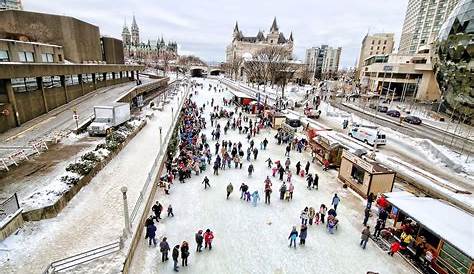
[16,90,46,123]
[0,209,24,240]
[45,87,67,111]
[22,122,147,222]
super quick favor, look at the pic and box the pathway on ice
[0,90,183,273]
[130,78,417,274]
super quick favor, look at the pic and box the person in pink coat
[288,182,295,200]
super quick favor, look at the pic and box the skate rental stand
[382,192,474,274]
[337,150,395,199]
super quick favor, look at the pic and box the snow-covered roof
[386,194,474,259]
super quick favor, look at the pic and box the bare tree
[226,57,243,80]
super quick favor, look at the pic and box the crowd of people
[141,80,416,272]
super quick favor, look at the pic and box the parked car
[403,115,422,125]
[377,106,388,113]
[386,110,401,117]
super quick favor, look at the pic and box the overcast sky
[23,0,408,68]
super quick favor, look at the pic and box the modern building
[226,17,294,62]
[0,0,22,10]
[305,45,341,80]
[359,50,441,101]
[321,46,342,78]
[398,0,460,55]
[356,33,395,79]
[0,10,143,133]
[121,15,178,63]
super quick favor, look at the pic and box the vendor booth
[338,150,395,198]
[264,110,287,129]
[309,131,345,168]
[229,89,255,106]
[383,192,473,274]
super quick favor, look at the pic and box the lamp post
[121,186,131,237]
[159,126,163,155]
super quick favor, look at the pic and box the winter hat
[206,229,210,233]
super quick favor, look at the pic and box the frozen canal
[129,78,417,274]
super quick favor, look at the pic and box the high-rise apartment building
[0,0,22,10]
[356,33,395,78]
[321,46,342,76]
[398,0,459,54]
[305,45,341,79]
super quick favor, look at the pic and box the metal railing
[42,240,122,274]
[0,193,20,223]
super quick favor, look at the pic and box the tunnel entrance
[191,69,204,77]
[210,70,221,76]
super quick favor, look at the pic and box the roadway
[330,101,474,155]
[218,77,474,194]
[0,78,159,159]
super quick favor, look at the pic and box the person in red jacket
[204,229,214,250]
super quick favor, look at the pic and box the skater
[285,145,291,156]
[239,183,248,199]
[363,207,370,226]
[244,190,251,202]
[263,138,268,150]
[319,204,327,224]
[367,192,375,209]
[145,222,157,247]
[373,218,384,238]
[288,226,298,248]
[286,170,292,182]
[160,237,170,262]
[195,230,204,252]
[278,165,285,181]
[251,190,260,206]
[279,182,287,200]
[253,147,258,160]
[226,183,234,199]
[152,201,163,220]
[306,174,313,189]
[204,229,214,250]
[305,161,310,175]
[181,241,189,267]
[300,207,309,225]
[167,204,174,217]
[266,157,273,168]
[331,194,340,211]
[388,241,401,256]
[308,207,316,225]
[360,226,371,249]
[248,164,254,176]
[313,173,319,189]
[202,176,211,189]
[295,161,301,175]
[288,182,294,200]
[284,158,291,171]
[172,245,180,272]
[299,224,308,245]
[264,182,272,204]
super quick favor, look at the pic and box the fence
[0,193,20,223]
[42,240,122,274]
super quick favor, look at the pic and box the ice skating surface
[130,78,417,274]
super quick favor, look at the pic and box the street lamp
[121,186,131,236]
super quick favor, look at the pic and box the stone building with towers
[226,17,294,62]
[121,15,178,62]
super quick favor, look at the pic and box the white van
[348,126,386,146]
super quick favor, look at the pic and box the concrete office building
[0,10,143,133]
[399,0,459,54]
[359,51,441,101]
[356,33,395,79]
[305,45,341,80]
[0,0,22,10]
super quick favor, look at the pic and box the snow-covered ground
[129,78,417,274]
[0,87,185,273]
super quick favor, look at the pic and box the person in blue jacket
[251,190,260,207]
[331,194,341,211]
[288,226,298,248]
